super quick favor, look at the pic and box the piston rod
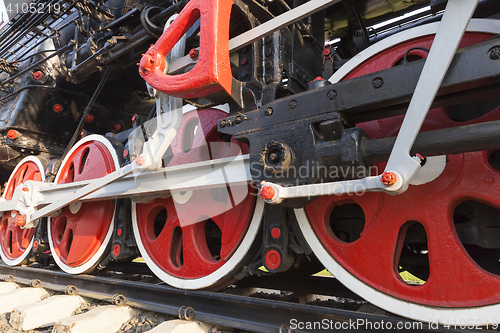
[363,120,500,163]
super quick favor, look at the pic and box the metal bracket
[139,0,234,99]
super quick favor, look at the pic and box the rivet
[327,90,337,100]
[372,77,384,89]
[489,46,500,60]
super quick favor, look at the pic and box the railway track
[0,261,485,333]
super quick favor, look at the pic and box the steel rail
[0,263,482,333]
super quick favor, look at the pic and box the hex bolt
[372,77,384,89]
[327,90,337,100]
[235,116,242,124]
[265,107,273,116]
[265,48,273,57]
[265,74,274,84]
[219,119,227,128]
[489,46,500,60]
[289,100,297,110]
[264,35,272,44]
[32,71,43,80]
[380,171,397,186]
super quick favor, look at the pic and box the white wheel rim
[329,19,500,83]
[0,156,45,266]
[132,197,263,290]
[47,135,119,274]
[298,19,500,324]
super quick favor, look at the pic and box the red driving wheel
[133,108,262,289]
[299,21,500,323]
[0,157,44,265]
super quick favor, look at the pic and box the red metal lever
[139,0,233,99]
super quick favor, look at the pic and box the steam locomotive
[0,0,500,324]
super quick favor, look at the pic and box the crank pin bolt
[15,214,26,227]
[380,172,397,186]
[265,107,273,116]
[260,185,276,200]
[135,155,145,165]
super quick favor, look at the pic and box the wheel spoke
[420,206,499,303]
[22,164,41,183]
[189,189,232,224]
[450,151,500,207]
[0,218,10,251]
[57,224,72,258]
[180,222,221,276]
[216,188,256,260]
[153,212,177,246]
